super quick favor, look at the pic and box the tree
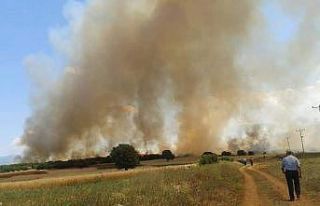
[162,150,175,161]
[248,151,255,156]
[110,144,140,170]
[221,151,232,156]
[202,152,213,155]
[199,152,218,165]
[237,150,247,156]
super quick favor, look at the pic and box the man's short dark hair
[286,150,293,155]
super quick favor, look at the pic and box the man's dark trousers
[285,170,300,200]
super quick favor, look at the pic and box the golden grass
[140,155,199,166]
[0,162,243,206]
[0,164,194,190]
[259,155,320,202]
[0,170,47,179]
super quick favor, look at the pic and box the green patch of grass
[0,163,243,206]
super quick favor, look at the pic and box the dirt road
[240,165,313,206]
[239,167,262,206]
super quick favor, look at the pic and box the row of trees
[112,146,258,169]
[110,144,175,170]
[112,146,259,169]
[1,144,258,172]
[0,145,176,172]
[34,145,175,171]
[221,150,256,156]
[35,156,112,170]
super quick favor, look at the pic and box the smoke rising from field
[227,124,271,152]
[21,0,320,161]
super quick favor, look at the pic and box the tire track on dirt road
[250,166,313,206]
[239,166,263,206]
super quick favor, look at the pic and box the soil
[240,164,313,206]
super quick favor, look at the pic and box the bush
[0,163,30,173]
[220,156,234,162]
[221,151,232,156]
[237,150,247,156]
[248,151,255,156]
[110,144,140,170]
[1,156,114,172]
[202,152,214,155]
[34,156,113,170]
[161,150,175,161]
[139,154,163,161]
[199,153,218,165]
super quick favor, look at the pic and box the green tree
[161,150,175,161]
[199,152,218,165]
[110,144,140,170]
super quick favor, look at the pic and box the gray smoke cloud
[21,0,320,161]
[227,124,271,152]
[222,0,320,154]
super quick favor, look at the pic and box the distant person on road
[249,158,253,166]
[281,151,301,201]
[239,158,247,166]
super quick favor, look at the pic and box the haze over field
[19,0,320,161]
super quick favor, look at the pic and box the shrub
[221,151,232,156]
[161,150,175,161]
[34,156,113,170]
[237,150,247,156]
[0,163,30,173]
[110,144,140,170]
[220,156,234,162]
[139,154,163,161]
[248,151,255,156]
[199,153,218,165]
[202,152,214,155]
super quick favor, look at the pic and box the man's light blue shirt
[282,155,300,171]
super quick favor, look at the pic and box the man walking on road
[281,151,301,201]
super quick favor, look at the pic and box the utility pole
[296,128,306,155]
[286,136,291,151]
[262,138,267,160]
[312,104,320,112]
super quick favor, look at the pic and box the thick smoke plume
[21,0,320,161]
[21,0,257,161]
[227,124,270,152]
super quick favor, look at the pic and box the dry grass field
[0,156,198,184]
[259,154,320,202]
[235,153,320,206]
[0,170,47,179]
[140,155,199,166]
[1,154,320,205]
[0,162,243,206]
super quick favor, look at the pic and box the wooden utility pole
[296,128,305,155]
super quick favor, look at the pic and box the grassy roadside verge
[258,157,320,201]
[247,169,289,206]
[0,162,242,206]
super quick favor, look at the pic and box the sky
[0,0,309,157]
[0,0,68,156]
[261,1,299,44]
